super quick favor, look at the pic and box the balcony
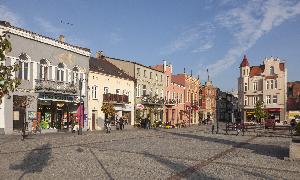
[140,95,164,106]
[103,93,129,104]
[165,99,176,106]
[35,79,78,94]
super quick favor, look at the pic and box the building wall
[88,72,135,130]
[238,57,286,122]
[0,24,90,134]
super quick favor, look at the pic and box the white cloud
[160,23,215,54]
[0,5,23,26]
[35,17,64,35]
[203,0,300,76]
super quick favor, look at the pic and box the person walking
[120,116,124,130]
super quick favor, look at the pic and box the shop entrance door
[92,111,96,130]
[13,107,25,130]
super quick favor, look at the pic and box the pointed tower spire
[240,54,249,67]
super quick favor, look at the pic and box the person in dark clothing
[119,117,124,130]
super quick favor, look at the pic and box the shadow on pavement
[161,130,289,159]
[143,151,216,179]
[9,143,52,180]
[89,148,114,180]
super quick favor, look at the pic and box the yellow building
[88,53,135,130]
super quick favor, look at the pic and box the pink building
[172,71,200,125]
[151,61,185,125]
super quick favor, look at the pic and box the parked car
[265,118,275,129]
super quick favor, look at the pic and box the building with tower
[238,55,287,123]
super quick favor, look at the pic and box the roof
[240,55,249,67]
[151,65,164,72]
[105,56,164,73]
[89,56,135,81]
[249,65,264,77]
[0,20,90,52]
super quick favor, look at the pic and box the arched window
[40,59,49,80]
[72,66,79,84]
[18,53,30,80]
[57,63,65,82]
[270,66,274,75]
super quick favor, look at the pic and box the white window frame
[244,83,248,91]
[273,95,277,104]
[116,89,120,95]
[104,87,109,94]
[253,81,258,91]
[266,81,270,90]
[92,85,98,100]
[244,96,248,106]
[266,95,271,104]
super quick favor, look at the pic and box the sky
[1,0,300,91]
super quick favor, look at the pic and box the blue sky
[1,0,300,91]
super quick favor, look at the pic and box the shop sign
[268,108,280,112]
[136,104,144,110]
[123,104,132,111]
[115,106,123,111]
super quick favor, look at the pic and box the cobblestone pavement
[0,125,299,180]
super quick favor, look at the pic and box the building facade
[238,55,287,122]
[215,89,239,123]
[88,54,135,130]
[287,81,300,121]
[172,72,200,125]
[151,61,185,125]
[0,21,90,134]
[106,56,165,125]
[199,79,216,123]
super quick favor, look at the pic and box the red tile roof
[249,65,264,77]
[240,55,249,67]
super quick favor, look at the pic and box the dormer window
[270,66,274,75]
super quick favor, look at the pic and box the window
[144,70,147,78]
[166,76,170,86]
[150,88,153,96]
[275,79,278,89]
[92,86,98,99]
[136,85,141,97]
[104,87,109,94]
[161,89,163,98]
[137,68,140,76]
[180,94,183,103]
[155,88,158,95]
[244,83,248,91]
[270,66,274,75]
[116,89,120,95]
[243,69,245,76]
[266,95,271,104]
[266,81,270,90]
[72,67,79,84]
[155,74,158,81]
[57,63,65,82]
[142,85,147,96]
[161,75,163,82]
[244,96,248,105]
[253,96,258,105]
[40,59,48,80]
[166,91,170,100]
[150,72,152,79]
[273,95,277,104]
[253,81,258,91]
[18,53,30,80]
[270,80,274,89]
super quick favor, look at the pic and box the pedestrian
[120,116,124,130]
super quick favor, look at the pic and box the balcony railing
[103,93,129,104]
[35,79,78,94]
[140,95,164,105]
[165,99,177,106]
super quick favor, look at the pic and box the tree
[101,103,115,118]
[254,100,268,123]
[0,32,20,104]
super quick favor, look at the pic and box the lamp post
[78,79,83,135]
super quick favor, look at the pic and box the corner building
[238,55,287,122]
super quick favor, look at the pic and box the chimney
[191,69,193,77]
[184,68,186,74]
[58,35,65,43]
[96,51,104,59]
[163,60,167,72]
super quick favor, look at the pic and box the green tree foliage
[101,103,115,117]
[0,33,20,104]
[254,100,268,123]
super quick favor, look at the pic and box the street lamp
[78,78,83,135]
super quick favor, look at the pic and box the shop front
[37,93,82,132]
[267,108,281,122]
